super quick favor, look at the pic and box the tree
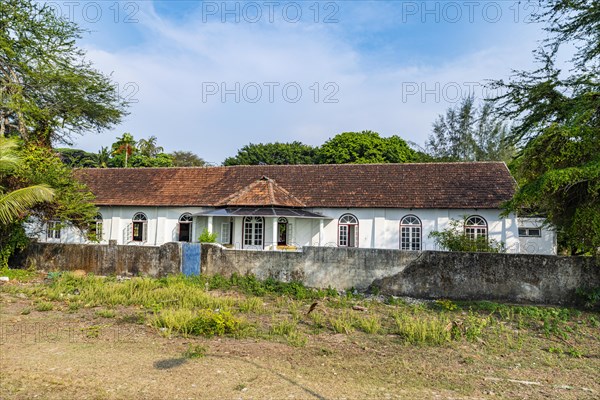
[0,138,54,267]
[111,133,137,168]
[491,0,600,255]
[223,142,317,166]
[0,0,127,146]
[317,131,418,164]
[426,96,514,162]
[138,136,164,158]
[171,151,206,167]
[0,138,54,226]
[56,148,98,168]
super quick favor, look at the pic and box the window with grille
[400,215,421,250]
[243,217,264,248]
[94,213,103,240]
[178,213,193,242]
[132,212,148,242]
[338,214,358,247]
[47,221,61,240]
[464,216,487,240]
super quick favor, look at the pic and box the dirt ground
[1,288,599,400]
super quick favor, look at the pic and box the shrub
[429,217,504,252]
[198,229,218,243]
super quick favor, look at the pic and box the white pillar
[207,216,213,233]
[272,217,278,250]
[319,219,324,246]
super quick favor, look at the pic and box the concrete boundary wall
[16,241,181,276]
[13,242,600,305]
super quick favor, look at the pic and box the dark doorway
[179,223,191,242]
[277,217,288,246]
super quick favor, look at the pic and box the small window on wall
[132,212,148,242]
[243,217,264,248]
[464,216,487,240]
[220,221,232,245]
[400,215,421,251]
[47,221,61,240]
[519,228,541,237]
[178,213,193,242]
[94,213,103,240]
[338,214,358,247]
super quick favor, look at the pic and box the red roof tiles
[74,162,516,209]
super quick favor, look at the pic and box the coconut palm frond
[0,185,55,226]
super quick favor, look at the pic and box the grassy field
[0,269,599,399]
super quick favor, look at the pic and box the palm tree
[111,133,137,167]
[138,135,164,158]
[0,138,54,226]
[97,146,111,168]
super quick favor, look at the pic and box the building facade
[31,163,556,255]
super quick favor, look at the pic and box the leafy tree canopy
[317,131,418,164]
[223,141,317,166]
[171,151,206,167]
[492,0,600,255]
[426,96,515,162]
[0,0,127,146]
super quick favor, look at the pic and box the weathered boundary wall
[201,245,420,290]
[371,251,600,305]
[15,241,181,276]
[202,245,600,305]
[13,243,600,305]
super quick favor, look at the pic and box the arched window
[244,217,264,248]
[94,213,103,240]
[277,217,288,246]
[132,212,148,242]
[464,216,487,240]
[338,214,358,247]
[400,215,421,251]
[178,213,193,242]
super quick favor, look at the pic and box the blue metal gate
[181,242,201,276]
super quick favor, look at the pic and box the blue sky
[53,1,548,164]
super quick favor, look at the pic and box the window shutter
[287,223,294,245]
[142,223,148,242]
[221,223,230,244]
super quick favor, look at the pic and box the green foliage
[16,143,97,229]
[576,287,600,310]
[55,148,99,168]
[0,138,55,227]
[170,151,206,167]
[426,96,514,162]
[317,131,418,164]
[428,218,505,252]
[183,344,207,359]
[198,228,218,243]
[155,309,242,337]
[0,223,29,268]
[0,0,127,145]
[0,264,37,280]
[393,312,452,345]
[223,141,317,165]
[490,1,600,255]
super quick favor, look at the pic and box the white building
[33,163,556,255]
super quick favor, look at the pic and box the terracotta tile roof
[216,176,306,207]
[74,162,516,209]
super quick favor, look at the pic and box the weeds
[183,344,207,359]
[95,309,116,318]
[35,302,53,312]
[393,312,452,345]
[153,309,242,337]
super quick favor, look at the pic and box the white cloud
[70,1,546,163]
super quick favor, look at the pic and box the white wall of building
[31,206,554,255]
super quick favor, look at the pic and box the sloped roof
[215,176,306,207]
[74,162,516,209]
